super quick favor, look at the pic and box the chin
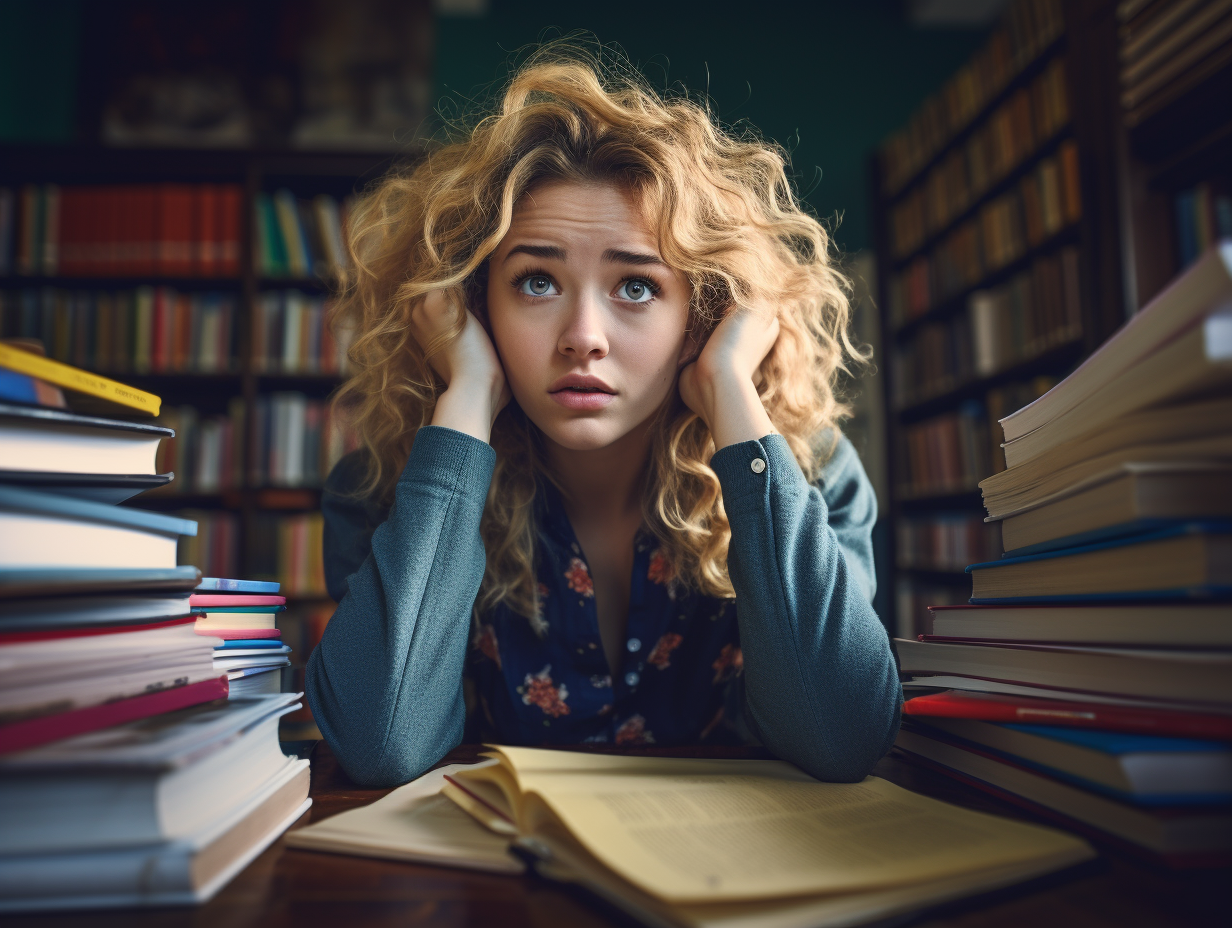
[535,417,627,452]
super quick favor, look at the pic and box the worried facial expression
[486,180,692,452]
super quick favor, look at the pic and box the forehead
[498,180,656,254]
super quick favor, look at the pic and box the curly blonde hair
[332,43,860,626]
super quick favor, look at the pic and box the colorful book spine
[253,190,351,280]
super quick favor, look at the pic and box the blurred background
[1,0,1229,715]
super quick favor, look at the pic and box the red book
[218,185,242,276]
[189,593,287,608]
[156,184,196,276]
[103,186,122,275]
[903,690,1232,741]
[0,675,228,755]
[196,185,219,276]
[132,185,158,275]
[196,627,282,640]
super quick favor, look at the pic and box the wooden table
[3,743,1225,928]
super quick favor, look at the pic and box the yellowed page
[516,768,1090,903]
[285,762,522,874]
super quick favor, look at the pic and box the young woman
[308,50,901,787]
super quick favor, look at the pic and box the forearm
[714,435,901,781]
[306,426,496,786]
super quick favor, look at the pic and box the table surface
[2,742,1226,928]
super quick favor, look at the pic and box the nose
[557,288,609,359]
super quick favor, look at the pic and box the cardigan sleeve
[711,432,901,782]
[306,426,496,787]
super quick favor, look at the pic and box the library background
[1,0,1229,741]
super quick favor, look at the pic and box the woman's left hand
[678,307,780,450]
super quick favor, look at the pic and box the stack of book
[893,243,1232,864]
[0,343,310,911]
[192,581,292,698]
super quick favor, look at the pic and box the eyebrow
[502,243,666,268]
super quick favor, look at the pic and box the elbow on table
[305,649,460,788]
[755,689,902,783]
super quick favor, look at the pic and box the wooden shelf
[883,34,1067,203]
[891,125,1075,271]
[891,222,1081,343]
[895,337,1084,423]
[0,275,242,288]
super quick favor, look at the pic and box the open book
[436,746,1093,928]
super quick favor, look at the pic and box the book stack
[192,581,292,699]
[252,190,351,280]
[893,243,1232,865]
[0,345,310,910]
[0,184,242,278]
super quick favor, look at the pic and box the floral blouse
[466,479,749,748]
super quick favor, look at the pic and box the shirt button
[750,457,766,474]
[627,638,641,652]
[624,671,640,687]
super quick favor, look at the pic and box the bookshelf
[872,0,1232,638]
[0,144,416,703]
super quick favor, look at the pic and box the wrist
[706,374,774,451]
[432,376,504,443]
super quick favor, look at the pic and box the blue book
[0,368,39,405]
[0,566,201,598]
[214,638,285,650]
[192,605,286,615]
[196,577,282,594]
[916,717,1232,806]
[966,521,1232,604]
[0,486,197,574]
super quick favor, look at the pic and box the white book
[1001,242,1232,443]
[0,404,170,477]
[0,760,310,911]
[0,695,301,854]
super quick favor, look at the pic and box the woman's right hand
[411,290,510,443]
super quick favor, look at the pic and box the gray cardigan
[307,425,901,786]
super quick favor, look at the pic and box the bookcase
[872,0,1232,637]
[0,145,415,710]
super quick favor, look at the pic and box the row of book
[898,401,991,499]
[1175,183,1232,271]
[253,191,352,280]
[892,247,1082,409]
[0,184,243,278]
[881,0,1066,193]
[253,290,353,374]
[897,514,1002,573]
[1120,0,1232,125]
[888,58,1071,258]
[0,347,309,910]
[2,287,238,375]
[897,376,1059,499]
[184,512,327,599]
[896,242,1232,864]
[887,145,1082,330]
[153,394,357,493]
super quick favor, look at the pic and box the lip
[548,373,616,411]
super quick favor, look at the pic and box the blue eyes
[519,275,558,297]
[514,274,658,303]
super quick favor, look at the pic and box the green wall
[0,0,80,144]
[435,1,987,252]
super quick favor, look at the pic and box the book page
[518,769,1089,903]
[286,762,522,874]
